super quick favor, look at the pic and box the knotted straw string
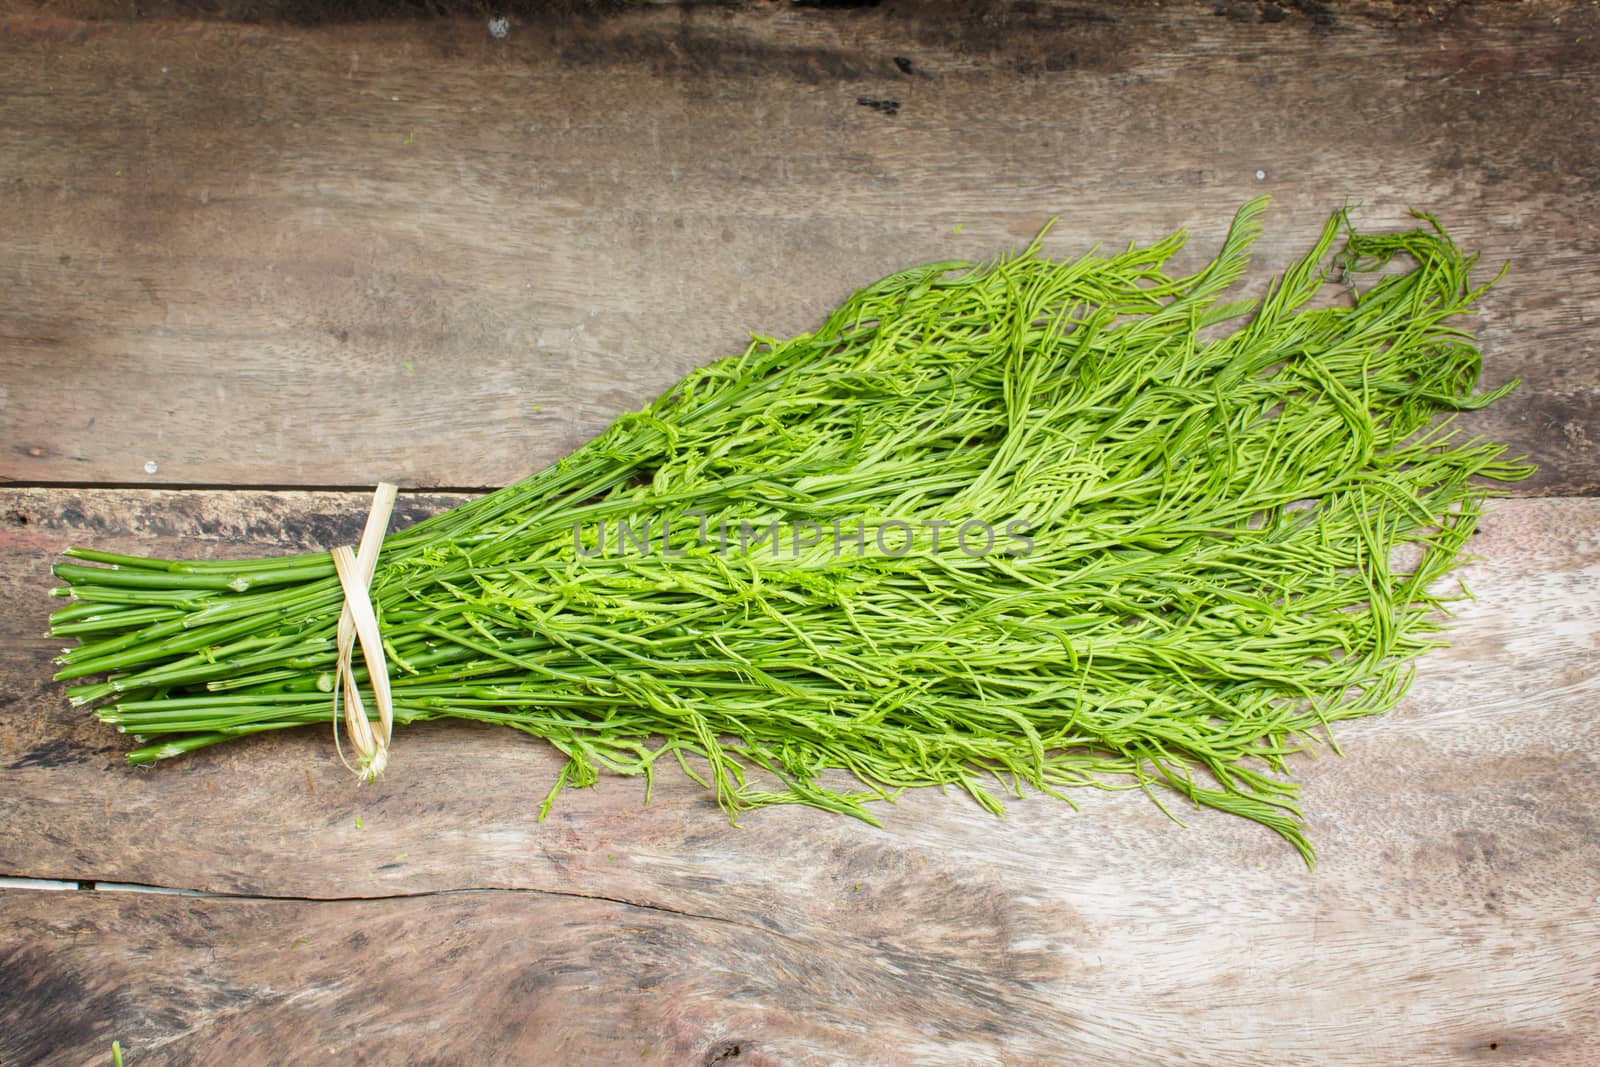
[331,483,397,782]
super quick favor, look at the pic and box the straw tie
[331,483,397,781]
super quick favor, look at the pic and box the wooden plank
[1,3,1596,493]
[1,487,1597,1063]
[4,871,1590,1067]
[5,888,898,1067]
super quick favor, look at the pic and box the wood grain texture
[1,487,1596,1064]
[1,1,1597,492]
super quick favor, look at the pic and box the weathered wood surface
[3,1,1599,1062]
[1,488,1596,1064]
[1,1,1597,493]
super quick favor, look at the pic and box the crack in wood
[0,876,763,932]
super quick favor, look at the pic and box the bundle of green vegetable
[50,199,1530,862]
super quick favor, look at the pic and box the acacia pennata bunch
[50,198,1531,863]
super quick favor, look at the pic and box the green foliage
[51,199,1531,863]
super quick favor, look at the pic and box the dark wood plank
[1,3,1596,492]
[1,487,1597,1063]
[1,888,961,1067]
